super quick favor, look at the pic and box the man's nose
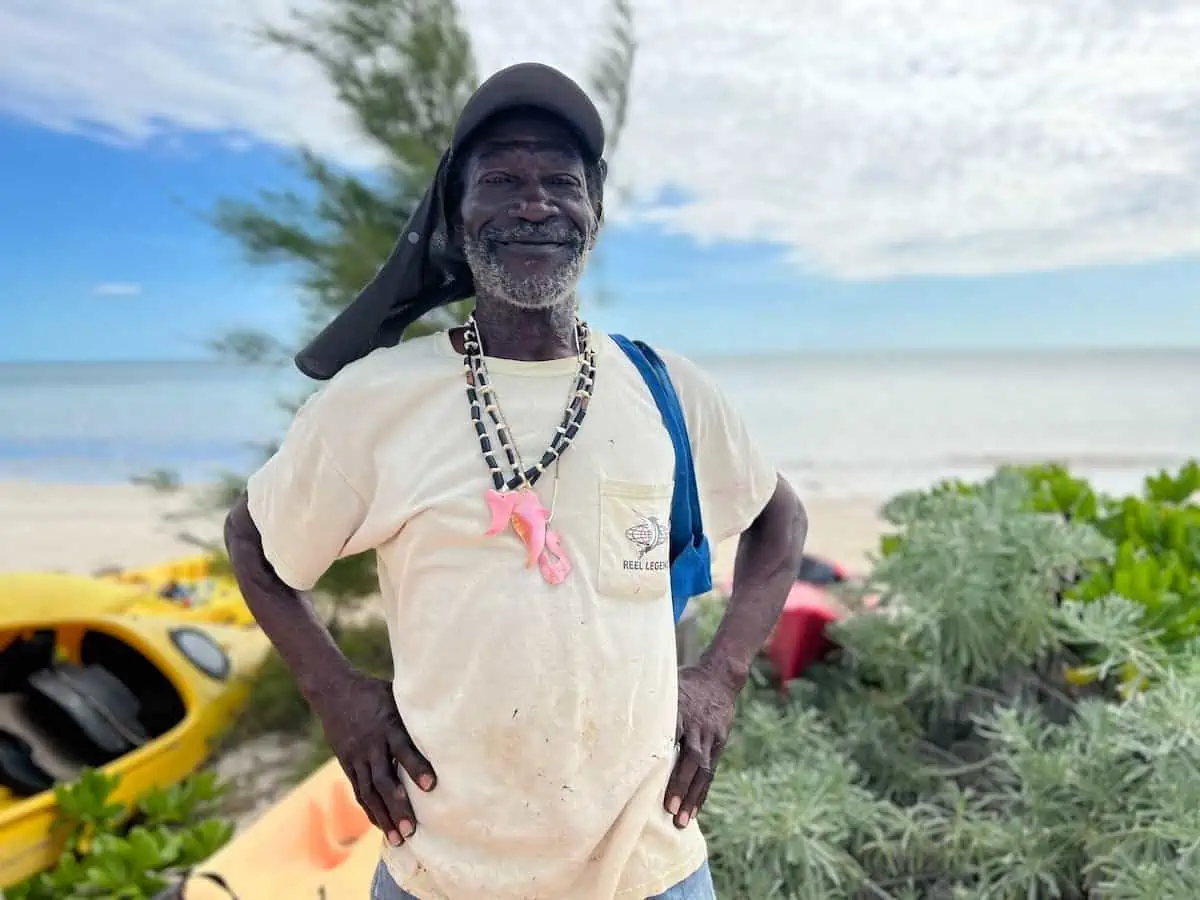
[511,184,556,222]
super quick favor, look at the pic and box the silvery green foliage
[705,471,1200,899]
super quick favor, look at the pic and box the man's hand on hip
[664,664,738,829]
[662,477,807,828]
[312,674,437,847]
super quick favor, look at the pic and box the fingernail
[667,796,681,815]
[387,830,401,846]
[678,810,690,827]
[400,820,415,839]
[419,775,434,791]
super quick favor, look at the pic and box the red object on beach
[717,554,860,683]
[764,583,847,682]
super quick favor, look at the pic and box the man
[224,62,806,900]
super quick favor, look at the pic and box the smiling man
[223,63,806,900]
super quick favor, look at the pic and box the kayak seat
[79,629,186,738]
[0,728,55,797]
[25,663,150,766]
[0,690,92,793]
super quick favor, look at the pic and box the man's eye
[481,173,515,184]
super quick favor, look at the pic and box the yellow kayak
[0,572,146,621]
[0,555,255,630]
[100,554,256,629]
[0,611,270,888]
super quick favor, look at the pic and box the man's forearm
[699,476,808,691]
[224,493,358,707]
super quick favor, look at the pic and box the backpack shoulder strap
[609,335,713,622]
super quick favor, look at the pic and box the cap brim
[451,62,605,161]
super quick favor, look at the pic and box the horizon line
[4,343,1200,366]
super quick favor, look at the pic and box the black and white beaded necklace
[460,313,596,494]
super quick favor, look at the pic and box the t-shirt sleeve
[245,386,381,592]
[660,350,780,545]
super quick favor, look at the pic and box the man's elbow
[775,477,808,561]
[223,494,242,541]
[749,475,808,562]
[223,493,259,563]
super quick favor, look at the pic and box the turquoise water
[1,349,1197,495]
[0,361,301,483]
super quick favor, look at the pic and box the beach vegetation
[883,460,1200,660]
[701,466,1200,899]
[6,770,231,900]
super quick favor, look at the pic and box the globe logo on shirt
[625,513,668,559]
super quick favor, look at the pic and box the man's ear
[587,208,603,248]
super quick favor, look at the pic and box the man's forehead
[466,111,586,164]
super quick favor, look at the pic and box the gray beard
[463,234,590,311]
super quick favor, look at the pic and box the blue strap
[610,335,713,623]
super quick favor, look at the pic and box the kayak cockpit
[0,626,186,798]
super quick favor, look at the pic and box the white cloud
[4,0,1200,280]
[92,282,143,297]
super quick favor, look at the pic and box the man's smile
[494,239,572,256]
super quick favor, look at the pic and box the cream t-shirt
[246,330,778,900]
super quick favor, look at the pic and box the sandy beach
[0,481,887,577]
[0,481,224,575]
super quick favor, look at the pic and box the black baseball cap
[450,62,606,161]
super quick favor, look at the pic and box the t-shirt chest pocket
[597,478,673,599]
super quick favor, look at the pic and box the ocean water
[0,349,1196,498]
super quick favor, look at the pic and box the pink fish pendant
[484,488,571,585]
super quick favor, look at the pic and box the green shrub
[703,470,1200,899]
[7,770,233,900]
[881,460,1200,657]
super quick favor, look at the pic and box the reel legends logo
[624,511,668,571]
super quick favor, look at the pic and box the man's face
[457,111,599,310]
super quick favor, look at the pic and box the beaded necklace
[460,314,596,585]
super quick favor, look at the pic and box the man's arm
[223,493,357,703]
[696,482,806,696]
[225,493,436,845]
[665,475,807,828]
[700,474,808,691]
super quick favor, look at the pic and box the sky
[3,0,1200,362]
